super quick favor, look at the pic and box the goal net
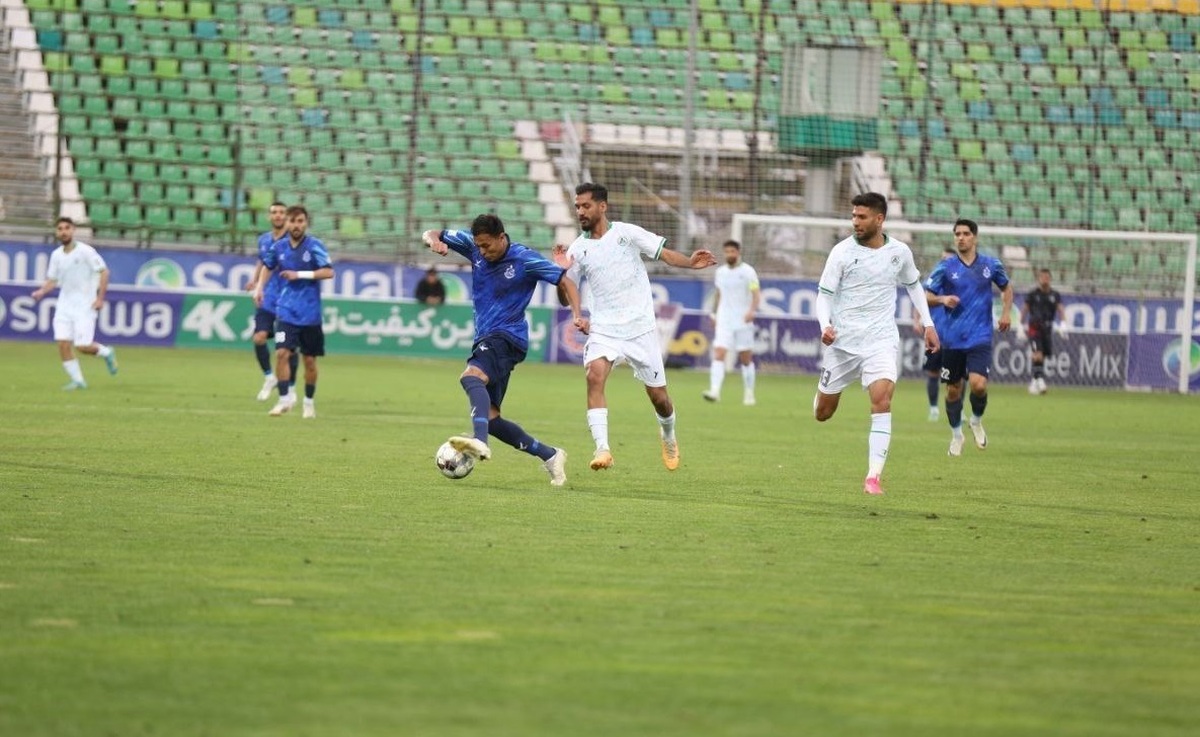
[730,214,1198,394]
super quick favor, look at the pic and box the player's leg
[705,343,728,402]
[583,336,619,469]
[482,357,565,484]
[1035,330,1052,394]
[942,350,967,455]
[1028,324,1045,394]
[923,350,941,421]
[297,325,324,419]
[252,309,277,400]
[736,323,756,405]
[53,313,87,389]
[72,311,117,375]
[628,331,679,471]
[268,323,299,415]
[965,345,992,449]
[860,346,900,494]
[813,347,857,422]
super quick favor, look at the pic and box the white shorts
[53,309,97,346]
[713,320,755,352]
[817,343,899,395]
[585,330,667,388]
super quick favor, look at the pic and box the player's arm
[660,246,717,270]
[285,243,334,281]
[93,268,109,311]
[709,287,720,322]
[246,261,265,292]
[1019,295,1030,325]
[746,281,760,322]
[815,251,840,345]
[254,248,277,306]
[996,266,1014,331]
[426,229,476,260]
[905,279,939,353]
[31,276,58,300]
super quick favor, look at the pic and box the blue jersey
[257,230,286,313]
[440,229,565,351]
[925,253,1009,350]
[261,234,333,326]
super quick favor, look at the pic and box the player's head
[470,213,510,262]
[424,267,440,282]
[1037,267,1052,290]
[850,192,887,242]
[722,239,741,266]
[953,218,978,255]
[574,182,608,233]
[268,201,288,231]
[54,216,75,244]
[286,205,309,240]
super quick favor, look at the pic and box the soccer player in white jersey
[31,217,119,389]
[552,182,717,472]
[814,193,940,495]
[703,239,761,405]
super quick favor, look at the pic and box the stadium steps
[0,42,51,225]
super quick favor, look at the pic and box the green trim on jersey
[653,238,665,260]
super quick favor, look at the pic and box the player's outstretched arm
[550,243,573,269]
[660,247,717,270]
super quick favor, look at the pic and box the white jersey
[713,261,759,326]
[46,241,107,314]
[817,234,921,355]
[565,221,665,340]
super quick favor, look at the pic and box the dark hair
[270,201,288,209]
[55,216,74,226]
[851,192,888,217]
[723,239,741,250]
[954,218,978,235]
[575,182,608,202]
[1037,267,1051,275]
[471,213,505,237]
[285,205,309,221]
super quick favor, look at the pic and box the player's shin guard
[489,417,555,461]
[969,391,988,419]
[255,343,271,373]
[868,412,891,478]
[945,397,964,429]
[460,375,491,443]
[1032,360,1045,380]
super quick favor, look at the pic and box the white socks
[867,412,891,478]
[708,361,726,395]
[741,362,756,392]
[587,408,609,451]
[657,410,676,441]
[96,344,112,358]
[62,359,84,382]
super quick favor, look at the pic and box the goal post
[729,214,1198,394]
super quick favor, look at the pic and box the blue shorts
[923,348,942,374]
[254,307,277,336]
[275,321,325,357]
[468,333,527,410]
[940,344,991,384]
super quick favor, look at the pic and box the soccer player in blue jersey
[254,205,334,418]
[925,218,1014,456]
[422,214,585,487]
[245,202,297,400]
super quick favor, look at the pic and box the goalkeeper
[1020,268,1066,395]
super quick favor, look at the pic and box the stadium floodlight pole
[678,0,698,252]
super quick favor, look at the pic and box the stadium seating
[13,0,1199,277]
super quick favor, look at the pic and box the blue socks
[926,376,939,407]
[489,417,555,461]
[305,383,316,399]
[255,343,271,373]
[460,375,491,443]
[289,351,299,380]
[969,391,988,418]
[945,396,964,429]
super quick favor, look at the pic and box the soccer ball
[435,441,475,480]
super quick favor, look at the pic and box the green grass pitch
[1,340,1198,736]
